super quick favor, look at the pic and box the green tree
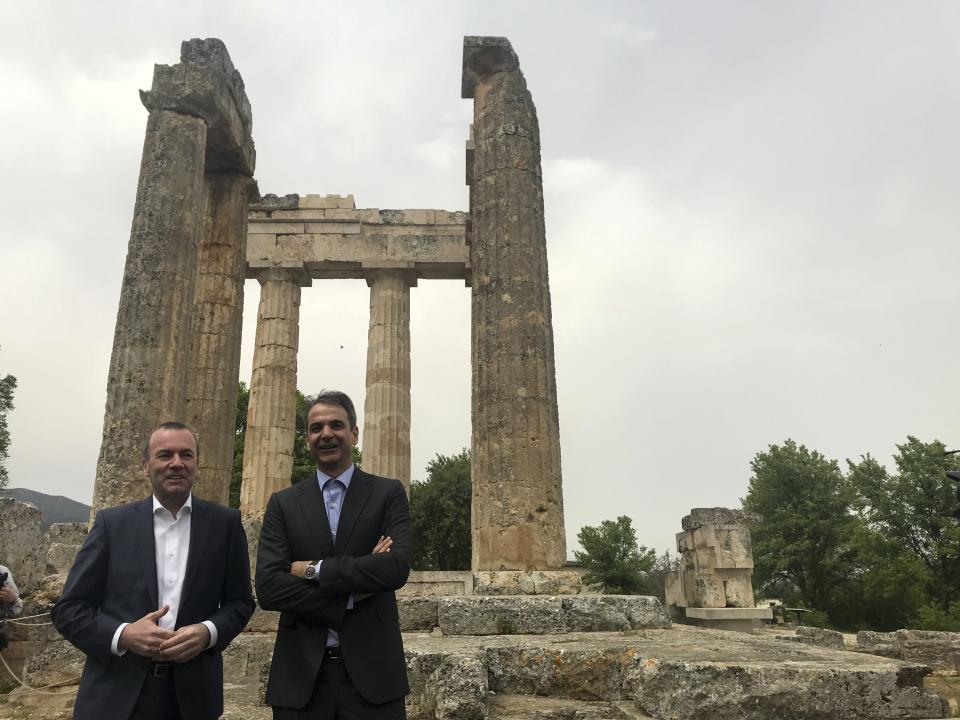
[0,348,17,489]
[848,438,960,614]
[574,516,655,594]
[409,449,471,570]
[743,440,859,618]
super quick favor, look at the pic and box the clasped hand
[118,605,210,662]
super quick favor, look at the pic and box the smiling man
[53,422,255,720]
[256,390,412,719]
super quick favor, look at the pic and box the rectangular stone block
[693,572,726,608]
[248,221,304,234]
[438,596,567,635]
[664,571,685,608]
[303,222,361,234]
[299,194,355,209]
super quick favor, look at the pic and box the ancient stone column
[362,269,414,490]
[240,267,309,515]
[463,36,566,570]
[91,39,255,516]
[185,174,253,505]
[91,108,208,515]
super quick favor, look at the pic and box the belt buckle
[151,662,172,677]
[325,646,343,662]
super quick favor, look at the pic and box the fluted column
[362,269,414,491]
[185,173,253,505]
[92,109,207,516]
[463,36,566,570]
[239,267,309,515]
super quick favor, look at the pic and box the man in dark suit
[256,390,411,719]
[53,421,255,720]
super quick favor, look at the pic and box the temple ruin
[89,36,565,573]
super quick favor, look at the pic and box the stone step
[486,694,653,719]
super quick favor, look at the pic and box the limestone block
[664,571,685,608]
[682,507,760,531]
[303,222,361,234]
[141,39,255,175]
[299,194,355,209]
[245,606,279,633]
[0,498,42,592]
[22,640,85,688]
[693,572,726,608]
[399,571,473,597]
[438,596,566,635]
[790,626,844,648]
[399,597,439,632]
[472,571,584,596]
[248,222,304,235]
[407,652,487,720]
[720,571,755,608]
[44,544,81,576]
[857,630,899,657]
[560,596,671,632]
[485,645,628,702]
[894,629,960,673]
[271,208,358,221]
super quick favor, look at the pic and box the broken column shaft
[463,36,566,570]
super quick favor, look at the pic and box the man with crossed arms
[257,390,411,718]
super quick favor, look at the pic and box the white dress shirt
[110,494,217,655]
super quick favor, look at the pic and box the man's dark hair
[304,390,357,430]
[142,421,199,461]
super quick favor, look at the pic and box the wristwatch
[304,561,319,580]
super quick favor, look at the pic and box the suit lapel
[133,498,159,609]
[180,496,209,613]
[297,477,336,556]
[334,469,374,555]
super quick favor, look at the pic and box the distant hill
[0,488,90,529]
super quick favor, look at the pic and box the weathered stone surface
[857,629,960,674]
[141,38,255,175]
[408,652,487,720]
[92,108,207,515]
[681,507,761,530]
[399,597,439,632]
[240,268,308,515]
[439,596,567,636]
[186,173,253,505]
[22,640,85,688]
[435,596,670,636]
[464,36,565,571]
[399,570,473,597]
[473,571,585,596]
[0,499,42,592]
[362,270,414,490]
[486,695,639,719]
[786,626,845,649]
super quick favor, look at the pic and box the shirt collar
[152,493,193,519]
[317,464,355,491]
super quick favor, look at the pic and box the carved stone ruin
[6,36,953,720]
[665,507,773,631]
[92,39,254,513]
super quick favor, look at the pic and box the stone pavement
[1,624,953,719]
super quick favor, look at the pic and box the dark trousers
[272,658,405,720]
[129,667,182,720]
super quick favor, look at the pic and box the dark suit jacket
[255,468,411,708]
[52,496,255,720]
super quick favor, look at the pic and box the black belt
[324,646,343,663]
[149,661,173,678]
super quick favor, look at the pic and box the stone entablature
[247,193,468,281]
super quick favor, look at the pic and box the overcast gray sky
[2,1,959,557]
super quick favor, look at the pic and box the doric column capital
[251,263,312,287]
[363,267,418,289]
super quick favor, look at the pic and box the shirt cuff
[346,593,355,610]
[201,620,218,649]
[311,559,322,580]
[111,623,129,656]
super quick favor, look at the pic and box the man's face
[142,428,198,510]
[306,403,358,477]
